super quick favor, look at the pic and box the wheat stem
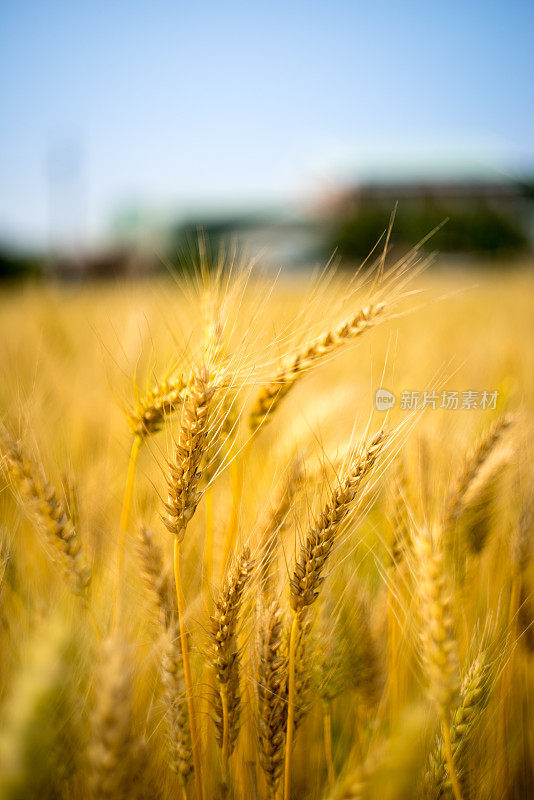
[441,715,463,800]
[387,567,399,724]
[174,539,204,800]
[221,686,230,787]
[323,700,335,791]
[204,488,214,610]
[284,612,299,800]
[497,570,521,795]
[112,433,142,628]
[120,434,142,533]
[87,606,102,644]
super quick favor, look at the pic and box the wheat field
[0,247,533,800]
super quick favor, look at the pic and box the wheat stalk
[315,606,347,790]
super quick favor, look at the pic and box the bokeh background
[1,0,534,277]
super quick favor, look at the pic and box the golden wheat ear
[164,364,217,541]
[412,525,459,714]
[444,414,513,533]
[127,371,188,439]
[426,639,498,799]
[388,457,412,567]
[256,599,288,799]
[0,429,92,598]
[290,429,387,615]
[137,525,175,626]
[314,587,382,792]
[412,525,466,800]
[210,546,254,769]
[249,302,386,433]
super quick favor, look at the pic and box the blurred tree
[327,201,530,262]
[0,246,42,280]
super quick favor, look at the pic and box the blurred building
[105,171,533,276]
[318,162,534,261]
[2,170,533,280]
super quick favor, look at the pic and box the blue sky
[1,0,533,248]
